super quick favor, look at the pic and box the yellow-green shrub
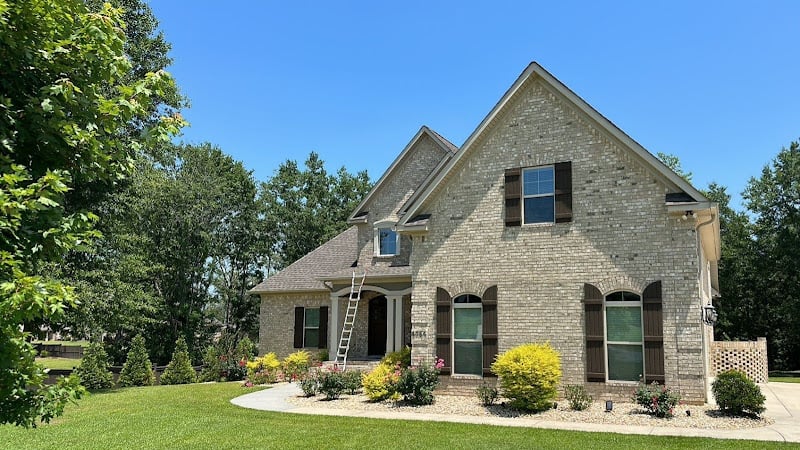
[246,353,281,384]
[362,363,401,401]
[283,350,311,381]
[381,346,411,368]
[491,342,561,411]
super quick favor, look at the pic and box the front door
[368,296,387,356]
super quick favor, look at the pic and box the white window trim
[452,297,482,377]
[374,222,399,257]
[521,165,555,225]
[603,291,644,384]
[303,307,320,348]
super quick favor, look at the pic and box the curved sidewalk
[231,382,800,443]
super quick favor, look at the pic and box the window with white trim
[522,166,555,224]
[605,291,643,382]
[375,227,398,256]
[453,294,482,376]
[304,308,320,347]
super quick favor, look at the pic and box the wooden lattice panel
[710,338,768,383]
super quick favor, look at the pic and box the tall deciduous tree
[262,152,371,270]
[0,0,181,426]
[742,140,800,369]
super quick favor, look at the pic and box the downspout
[694,211,716,403]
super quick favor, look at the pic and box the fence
[710,337,768,383]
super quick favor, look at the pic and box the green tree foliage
[742,140,800,369]
[119,334,154,387]
[75,342,114,390]
[160,336,197,385]
[0,0,180,426]
[262,152,372,270]
[657,152,693,182]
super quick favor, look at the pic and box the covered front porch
[326,281,412,360]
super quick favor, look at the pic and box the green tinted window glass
[304,308,319,327]
[454,308,482,340]
[606,306,642,342]
[608,344,643,381]
[454,342,482,375]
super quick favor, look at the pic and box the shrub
[381,346,411,368]
[712,370,766,417]
[235,337,256,361]
[491,342,561,412]
[246,353,282,385]
[318,368,347,400]
[476,382,499,406]
[160,337,197,385]
[633,382,680,418]
[283,350,311,381]
[118,334,155,387]
[564,384,592,411]
[362,363,401,401]
[342,370,362,395]
[199,345,223,382]
[75,342,113,390]
[39,349,50,358]
[396,361,442,406]
[299,370,320,397]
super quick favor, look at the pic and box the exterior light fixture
[702,304,718,326]
[605,400,613,412]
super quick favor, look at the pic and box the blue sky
[149,1,799,209]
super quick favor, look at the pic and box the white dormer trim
[373,220,399,257]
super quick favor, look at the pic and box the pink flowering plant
[396,357,445,405]
[633,381,680,418]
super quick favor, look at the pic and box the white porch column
[386,297,395,354]
[329,293,339,359]
[385,295,403,353]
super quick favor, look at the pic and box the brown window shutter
[554,161,572,223]
[435,287,452,375]
[504,168,521,226]
[583,283,605,382]
[482,286,498,377]
[318,306,328,349]
[293,307,304,349]
[642,281,665,383]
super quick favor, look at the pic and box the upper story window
[376,227,398,256]
[522,166,555,224]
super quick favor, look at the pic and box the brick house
[252,62,720,403]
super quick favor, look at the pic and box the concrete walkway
[231,382,800,443]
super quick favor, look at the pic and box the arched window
[453,294,482,376]
[604,291,643,382]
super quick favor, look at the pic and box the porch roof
[249,226,358,294]
[320,265,412,284]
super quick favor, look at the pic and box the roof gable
[399,62,710,226]
[347,126,456,224]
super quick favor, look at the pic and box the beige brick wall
[408,77,708,402]
[258,292,330,358]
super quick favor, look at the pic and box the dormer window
[375,226,398,256]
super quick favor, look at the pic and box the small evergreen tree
[160,336,197,385]
[118,334,154,387]
[75,342,113,390]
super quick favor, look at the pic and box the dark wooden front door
[368,296,387,356]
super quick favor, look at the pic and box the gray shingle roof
[249,226,358,293]
[322,265,411,282]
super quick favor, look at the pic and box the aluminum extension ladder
[334,271,366,371]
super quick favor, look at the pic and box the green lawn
[1,383,796,450]
[770,376,800,383]
[36,357,81,370]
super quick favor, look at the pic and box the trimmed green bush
[633,382,679,418]
[397,363,440,405]
[476,382,499,406]
[564,384,592,411]
[712,369,766,417]
[318,369,346,400]
[342,370,362,395]
[118,334,154,387]
[381,346,411,368]
[491,342,562,412]
[299,370,320,397]
[75,342,113,390]
[160,337,197,385]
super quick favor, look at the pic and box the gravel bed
[286,392,772,429]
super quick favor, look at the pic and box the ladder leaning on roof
[334,270,366,371]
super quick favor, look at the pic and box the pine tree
[118,334,154,387]
[160,336,197,385]
[75,342,114,390]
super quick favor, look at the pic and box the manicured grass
[0,383,795,450]
[33,340,89,347]
[770,376,800,383]
[36,357,81,370]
